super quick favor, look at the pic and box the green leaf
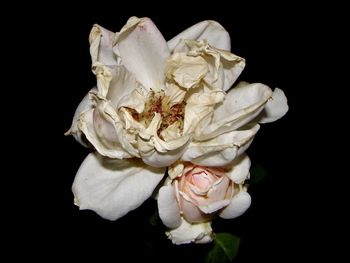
[205,233,240,263]
[249,164,267,184]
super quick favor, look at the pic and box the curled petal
[166,53,208,89]
[197,83,272,141]
[79,107,131,159]
[168,20,231,52]
[65,87,97,147]
[226,153,251,184]
[219,189,251,219]
[72,153,165,220]
[89,24,120,66]
[182,124,260,166]
[166,218,213,245]
[257,88,289,123]
[158,186,181,228]
[114,17,170,91]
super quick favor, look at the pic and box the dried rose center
[128,91,186,137]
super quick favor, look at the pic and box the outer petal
[219,189,251,219]
[257,88,289,123]
[89,24,120,66]
[65,87,97,147]
[158,186,181,228]
[226,153,251,184]
[196,83,272,141]
[166,218,213,245]
[72,153,165,220]
[114,17,170,91]
[182,124,260,166]
[168,20,231,52]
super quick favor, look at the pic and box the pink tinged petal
[179,191,209,223]
[168,20,231,52]
[72,153,165,221]
[65,87,97,147]
[197,83,272,141]
[166,218,213,245]
[226,153,251,184]
[257,88,289,123]
[219,190,251,219]
[158,186,181,228]
[89,24,120,66]
[115,17,170,91]
[207,176,231,202]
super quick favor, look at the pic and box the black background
[15,3,335,262]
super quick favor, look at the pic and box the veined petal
[257,88,289,123]
[158,186,181,228]
[114,17,170,91]
[166,218,213,245]
[72,153,165,220]
[226,153,251,184]
[186,40,245,91]
[168,20,231,52]
[219,189,251,219]
[196,83,272,141]
[182,124,260,166]
[89,24,120,66]
[65,87,97,147]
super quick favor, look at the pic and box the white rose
[66,17,288,221]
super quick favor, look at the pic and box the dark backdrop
[23,5,325,262]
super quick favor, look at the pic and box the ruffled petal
[226,153,251,184]
[196,83,272,141]
[166,218,213,244]
[257,88,289,123]
[65,87,97,147]
[219,189,251,219]
[114,17,170,91]
[182,124,260,166]
[168,20,231,52]
[72,153,165,220]
[89,24,120,66]
[158,186,181,228]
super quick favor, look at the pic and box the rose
[158,155,252,244]
[66,16,288,222]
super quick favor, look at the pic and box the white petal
[158,186,181,228]
[72,153,165,220]
[182,124,260,166]
[257,88,289,123]
[106,65,147,109]
[166,53,208,89]
[183,87,225,134]
[197,83,272,141]
[168,20,231,52]
[65,87,97,147]
[219,190,251,219]
[198,199,231,214]
[114,17,170,91]
[166,218,213,245]
[226,153,251,184]
[89,24,120,66]
[79,107,132,159]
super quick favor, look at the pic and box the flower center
[131,90,186,137]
